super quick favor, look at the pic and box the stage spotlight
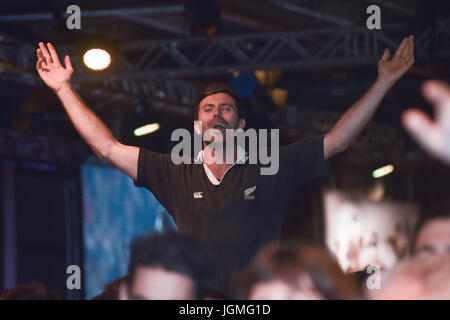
[254,70,282,87]
[74,34,116,71]
[372,164,394,179]
[134,123,160,137]
[83,48,111,71]
[269,88,288,107]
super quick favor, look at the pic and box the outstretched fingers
[403,81,450,160]
[380,48,390,62]
[38,42,53,65]
[36,48,49,72]
[407,35,414,57]
[402,109,439,151]
[423,81,450,126]
[422,81,450,108]
[64,55,73,72]
[394,37,408,57]
[402,35,414,63]
[47,43,62,66]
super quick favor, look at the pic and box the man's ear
[238,118,246,130]
[118,282,130,300]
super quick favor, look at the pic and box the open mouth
[209,122,228,130]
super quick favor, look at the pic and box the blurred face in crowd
[372,254,450,300]
[415,218,450,256]
[248,276,323,300]
[120,267,195,300]
[373,275,426,299]
[195,93,245,144]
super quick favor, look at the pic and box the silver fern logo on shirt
[244,186,256,200]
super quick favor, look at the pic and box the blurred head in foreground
[415,216,450,256]
[119,231,213,300]
[236,242,361,300]
[371,254,450,299]
[0,282,60,300]
[92,275,129,300]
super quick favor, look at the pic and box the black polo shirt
[134,135,330,296]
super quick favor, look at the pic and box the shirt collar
[195,145,248,185]
[195,145,248,165]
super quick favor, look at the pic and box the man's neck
[202,143,238,180]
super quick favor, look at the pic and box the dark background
[1,0,450,298]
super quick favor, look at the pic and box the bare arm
[36,42,139,180]
[324,36,415,160]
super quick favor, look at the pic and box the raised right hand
[36,42,74,92]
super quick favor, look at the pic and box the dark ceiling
[0,0,449,167]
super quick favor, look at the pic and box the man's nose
[212,107,223,119]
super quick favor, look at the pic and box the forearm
[325,78,393,157]
[55,84,117,159]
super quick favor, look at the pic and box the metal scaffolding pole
[1,20,449,85]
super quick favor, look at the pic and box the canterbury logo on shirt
[193,192,203,199]
[244,186,256,200]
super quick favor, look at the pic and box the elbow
[92,148,108,161]
[327,145,346,160]
[96,141,117,161]
[335,143,349,154]
[324,134,348,159]
[325,133,353,157]
[97,150,109,161]
[332,141,350,157]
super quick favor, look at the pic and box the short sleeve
[134,148,179,213]
[276,135,330,193]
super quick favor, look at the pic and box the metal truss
[2,20,450,81]
[78,19,450,81]
[93,77,202,108]
[67,19,450,102]
[1,19,449,102]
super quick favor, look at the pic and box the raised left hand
[377,35,415,84]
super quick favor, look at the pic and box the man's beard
[203,129,227,146]
[203,119,233,145]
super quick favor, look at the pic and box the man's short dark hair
[128,231,213,299]
[195,82,243,119]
